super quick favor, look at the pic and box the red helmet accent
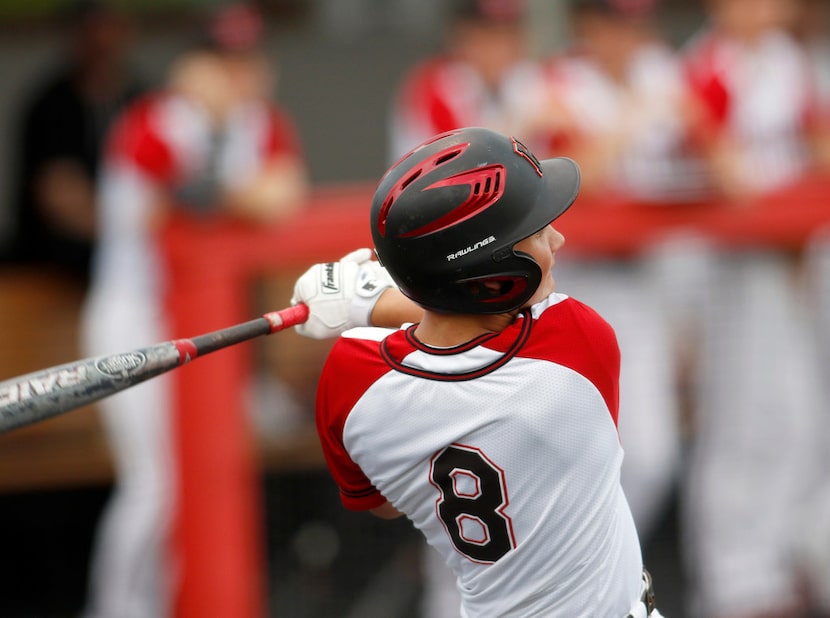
[400,164,505,238]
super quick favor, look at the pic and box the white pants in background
[681,250,824,617]
[81,292,175,618]
[794,231,830,611]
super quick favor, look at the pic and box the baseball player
[80,6,307,617]
[388,0,549,160]
[291,127,661,617]
[386,3,553,611]
[679,0,828,616]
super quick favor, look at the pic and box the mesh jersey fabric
[315,292,644,616]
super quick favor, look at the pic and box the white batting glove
[291,248,397,339]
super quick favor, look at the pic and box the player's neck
[414,310,517,348]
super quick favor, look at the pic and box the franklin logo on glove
[321,262,340,293]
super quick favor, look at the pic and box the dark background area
[0,473,689,617]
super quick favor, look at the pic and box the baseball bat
[0,303,309,434]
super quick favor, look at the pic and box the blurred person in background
[794,0,830,613]
[3,0,145,285]
[80,4,308,617]
[387,0,548,159]
[538,0,704,200]
[679,0,829,616]
[532,0,699,550]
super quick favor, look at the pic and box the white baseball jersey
[684,28,819,193]
[316,293,643,617]
[388,55,549,161]
[542,42,704,201]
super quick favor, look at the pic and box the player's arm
[370,501,404,519]
[370,287,422,329]
[224,108,310,223]
[224,153,308,223]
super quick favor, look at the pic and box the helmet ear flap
[456,253,543,312]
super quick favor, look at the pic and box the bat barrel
[0,342,182,433]
[0,303,308,434]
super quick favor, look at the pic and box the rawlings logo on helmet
[446,235,497,261]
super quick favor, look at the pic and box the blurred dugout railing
[0,175,829,616]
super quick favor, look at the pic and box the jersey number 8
[429,444,517,563]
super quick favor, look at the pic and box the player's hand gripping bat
[0,303,309,434]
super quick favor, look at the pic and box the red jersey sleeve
[683,33,738,149]
[521,297,621,425]
[104,95,178,184]
[262,105,304,159]
[397,57,464,136]
[315,335,394,511]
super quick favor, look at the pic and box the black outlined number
[429,444,516,563]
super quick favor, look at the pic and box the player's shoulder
[341,326,397,342]
[398,55,460,98]
[524,293,621,416]
[104,93,171,165]
[532,291,605,321]
[317,327,397,413]
[530,293,618,345]
[323,326,397,373]
[251,101,304,156]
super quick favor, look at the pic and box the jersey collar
[379,310,532,381]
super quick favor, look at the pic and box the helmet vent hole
[400,169,421,190]
[377,194,394,236]
[434,148,463,166]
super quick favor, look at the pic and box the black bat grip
[175,304,309,362]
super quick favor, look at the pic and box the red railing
[160,174,830,618]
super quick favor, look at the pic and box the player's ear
[466,276,521,299]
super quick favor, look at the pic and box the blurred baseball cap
[570,0,658,18]
[204,3,265,53]
[452,0,527,23]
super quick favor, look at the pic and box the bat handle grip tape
[263,303,309,333]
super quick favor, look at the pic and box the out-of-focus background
[1,1,829,617]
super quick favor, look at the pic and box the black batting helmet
[371,127,581,314]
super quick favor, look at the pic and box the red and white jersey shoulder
[103,91,302,189]
[542,43,698,200]
[388,55,548,161]
[316,293,643,617]
[683,28,818,192]
[91,92,302,298]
